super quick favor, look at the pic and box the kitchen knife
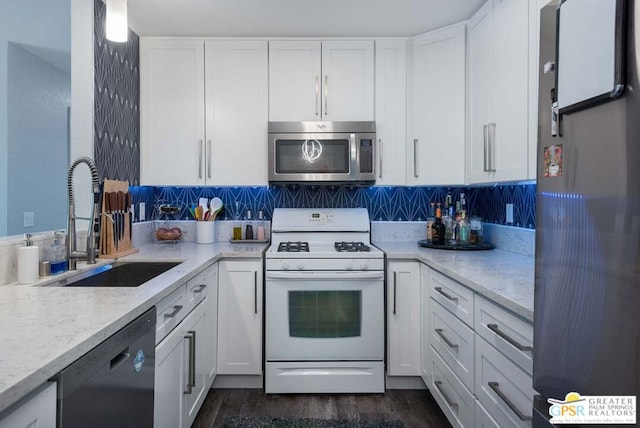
[126,192,132,242]
[103,194,110,255]
[117,191,125,245]
[109,192,118,251]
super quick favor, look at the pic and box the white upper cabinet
[268,40,374,121]
[140,39,268,186]
[467,0,530,184]
[205,40,268,185]
[140,39,205,186]
[408,24,466,186]
[375,40,407,186]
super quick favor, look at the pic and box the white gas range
[265,208,385,394]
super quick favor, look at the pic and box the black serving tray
[418,240,495,251]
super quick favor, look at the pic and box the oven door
[265,270,384,361]
[268,132,356,183]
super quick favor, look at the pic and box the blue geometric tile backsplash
[130,183,537,228]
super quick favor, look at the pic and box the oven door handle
[265,271,384,280]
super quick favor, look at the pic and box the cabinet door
[408,24,466,185]
[205,40,268,185]
[140,39,205,186]
[420,264,432,386]
[217,260,263,375]
[0,383,56,428]
[268,41,322,121]
[182,299,208,428]
[154,316,186,428]
[387,261,421,376]
[492,0,529,182]
[321,41,374,121]
[203,264,219,388]
[466,1,495,184]
[375,40,407,186]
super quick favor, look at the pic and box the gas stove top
[334,241,371,252]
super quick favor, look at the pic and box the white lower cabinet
[217,260,263,375]
[420,264,432,386]
[421,263,534,428]
[387,261,421,376]
[0,382,56,428]
[430,350,475,428]
[475,336,534,428]
[154,262,217,428]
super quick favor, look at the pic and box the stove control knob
[296,262,305,270]
[282,261,290,270]
[345,262,354,271]
[360,263,369,270]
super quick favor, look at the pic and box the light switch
[23,212,34,228]
[506,204,514,224]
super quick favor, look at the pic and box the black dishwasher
[52,307,156,428]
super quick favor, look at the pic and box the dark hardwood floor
[192,389,452,428]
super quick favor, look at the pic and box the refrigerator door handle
[487,323,532,352]
[488,381,532,421]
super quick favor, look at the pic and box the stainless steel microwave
[268,121,376,185]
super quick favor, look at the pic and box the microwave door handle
[351,133,358,179]
[378,138,383,178]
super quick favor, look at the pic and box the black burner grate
[334,241,370,252]
[277,241,310,252]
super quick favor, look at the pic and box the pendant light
[106,0,128,43]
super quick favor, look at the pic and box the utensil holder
[196,221,215,244]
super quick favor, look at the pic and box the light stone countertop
[374,242,535,322]
[0,241,267,415]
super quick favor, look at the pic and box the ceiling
[128,0,485,38]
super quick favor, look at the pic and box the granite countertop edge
[0,241,267,415]
[374,241,535,323]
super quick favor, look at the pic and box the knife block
[99,179,138,258]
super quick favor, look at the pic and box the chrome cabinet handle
[487,323,532,352]
[434,381,458,410]
[488,382,532,421]
[435,328,459,350]
[413,139,419,177]
[483,125,489,172]
[184,331,196,394]
[488,123,496,172]
[193,284,207,294]
[324,75,328,116]
[198,140,203,179]
[434,287,458,303]
[392,271,397,315]
[164,305,183,319]
[254,271,258,314]
[315,76,319,116]
[378,138,383,178]
[207,140,212,179]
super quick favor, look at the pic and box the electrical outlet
[506,203,514,224]
[23,212,34,228]
[139,202,146,221]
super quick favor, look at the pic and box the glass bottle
[470,212,483,244]
[50,231,68,274]
[256,211,266,241]
[458,210,470,243]
[432,206,446,245]
[245,210,254,240]
[232,202,242,240]
[426,202,435,242]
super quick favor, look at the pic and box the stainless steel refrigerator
[534,0,640,426]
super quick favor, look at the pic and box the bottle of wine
[426,202,435,242]
[432,205,446,245]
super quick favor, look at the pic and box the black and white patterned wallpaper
[94,0,140,185]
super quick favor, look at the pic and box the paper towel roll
[18,246,40,284]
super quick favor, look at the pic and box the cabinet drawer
[430,348,475,428]
[474,295,533,375]
[475,336,534,428]
[430,269,474,327]
[475,400,500,428]
[431,300,475,392]
[186,268,211,314]
[155,284,187,344]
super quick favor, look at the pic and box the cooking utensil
[195,206,203,222]
[209,197,223,221]
[199,198,208,221]
[126,192,132,241]
[109,192,118,251]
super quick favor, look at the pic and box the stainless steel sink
[59,261,182,287]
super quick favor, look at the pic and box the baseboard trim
[212,375,264,389]
[385,376,427,390]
